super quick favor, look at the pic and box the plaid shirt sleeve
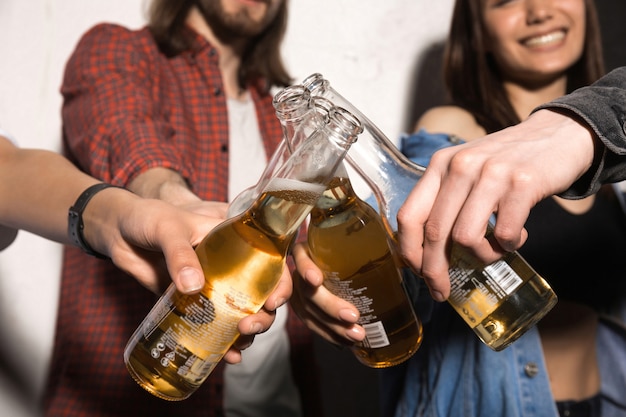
[61,24,194,187]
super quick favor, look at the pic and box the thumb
[165,241,205,294]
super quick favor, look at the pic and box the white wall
[0,1,453,415]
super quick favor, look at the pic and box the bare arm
[0,136,100,242]
[0,135,226,293]
[0,136,283,360]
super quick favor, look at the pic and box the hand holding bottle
[303,73,556,352]
[124,105,362,401]
[290,242,365,346]
[396,109,596,302]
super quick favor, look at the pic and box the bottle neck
[314,176,355,210]
[274,86,314,150]
[347,130,423,235]
[305,76,425,234]
[251,107,362,237]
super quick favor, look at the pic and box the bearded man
[45,1,321,416]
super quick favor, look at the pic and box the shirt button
[220,144,228,152]
[524,362,539,378]
[213,87,222,96]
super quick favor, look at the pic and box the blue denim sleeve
[396,130,466,324]
[400,129,464,167]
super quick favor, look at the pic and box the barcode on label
[362,321,390,348]
[484,260,522,296]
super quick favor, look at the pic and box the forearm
[0,139,98,243]
[62,24,192,186]
[0,140,200,262]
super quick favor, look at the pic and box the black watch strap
[68,183,120,259]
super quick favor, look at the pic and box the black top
[518,187,626,311]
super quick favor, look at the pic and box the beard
[195,0,277,43]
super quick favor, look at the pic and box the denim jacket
[387,130,626,417]
[392,303,626,417]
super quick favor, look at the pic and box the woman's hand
[289,242,365,346]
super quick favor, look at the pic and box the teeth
[525,31,565,47]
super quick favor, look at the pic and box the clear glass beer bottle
[307,163,423,367]
[123,105,363,401]
[303,73,557,351]
[263,84,424,366]
[227,85,328,217]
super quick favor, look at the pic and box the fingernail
[346,326,364,342]
[339,309,358,323]
[274,298,286,310]
[432,290,445,302]
[249,322,263,334]
[304,270,323,286]
[179,267,203,293]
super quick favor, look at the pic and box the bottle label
[483,260,523,297]
[449,259,523,324]
[142,285,177,338]
[176,286,247,353]
[324,276,391,348]
[361,321,391,348]
[141,283,250,384]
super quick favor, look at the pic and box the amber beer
[448,241,556,351]
[308,177,422,368]
[124,179,324,401]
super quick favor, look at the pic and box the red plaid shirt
[45,24,320,417]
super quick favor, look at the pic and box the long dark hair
[444,0,604,133]
[147,0,291,90]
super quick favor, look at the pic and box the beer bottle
[227,85,327,217]
[307,163,423,368]
[303,73,557,351]
[123,105,363,401]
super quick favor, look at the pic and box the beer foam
[265,178,326,194]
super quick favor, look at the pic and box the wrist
[128,167,200,205]
[154,180,202,206]
[68,183,124,258]
[533,109,602,197]
[531,109,597,173]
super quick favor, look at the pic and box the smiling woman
[383,0,626,416]
[418,0,602,137]
[482,0,587,79]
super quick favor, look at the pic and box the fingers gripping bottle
[307,162,423,368]
[263,83,424,366]
[303,73,557,351]
[123,106,363,401]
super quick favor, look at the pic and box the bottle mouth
[273,85,311,119]
[302,73,328,96]
[327,106,363,139]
